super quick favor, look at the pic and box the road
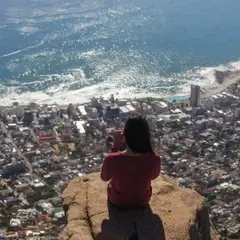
[0,121,33,175]
[30,128,38,144]
[201,75,240,100]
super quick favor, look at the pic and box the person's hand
[113,130,125,150]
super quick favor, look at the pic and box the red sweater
[101,151,161,207]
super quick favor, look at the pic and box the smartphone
[119,143,127,151]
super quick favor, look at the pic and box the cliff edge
[60,173,219,240]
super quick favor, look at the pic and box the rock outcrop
[60,173,219,240]
[214,70,232,83]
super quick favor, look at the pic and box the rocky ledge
[60,173,219,240]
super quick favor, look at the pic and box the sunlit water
[0,0,240,104]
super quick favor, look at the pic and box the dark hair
[124,116,153,154]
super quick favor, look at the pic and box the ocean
[0,0,240,105]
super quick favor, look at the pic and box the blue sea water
[0,0,240,103]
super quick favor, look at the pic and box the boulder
[60,173,219,240]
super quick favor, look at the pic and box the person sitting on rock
[101,115,161,208]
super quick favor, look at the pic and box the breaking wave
[0,42,43,59]
[0,58,240,106]
[0,0,240,105]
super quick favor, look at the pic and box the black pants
[107,199,149,211]
[107,199,149,240]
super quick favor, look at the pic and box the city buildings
[190,84,201,107]
[0,82,239,239]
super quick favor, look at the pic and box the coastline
[0,74,239,107]
[200,74,240,100]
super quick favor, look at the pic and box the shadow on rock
[95,201,166,240]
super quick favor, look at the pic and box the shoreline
[200,74,240,100]
[0,74,239,107]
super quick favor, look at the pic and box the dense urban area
[0,79,240,239]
